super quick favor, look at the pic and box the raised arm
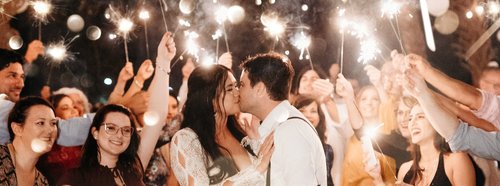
[403,68,459,139]
[336,74,363,132]
[137,32,175,169]
[108,62,134,104]
[122,59,154,102]
[434,93,498,132]
[406,54,482,110]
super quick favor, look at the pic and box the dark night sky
[11,0,482,104]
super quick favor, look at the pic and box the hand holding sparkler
[404,53,431,76]
[156,32,176,69]
[361,138,383,184]
[119,62,134,82]
[335,74,355,100]
[390,50,406,73]
[364,65,382,87]
[136,59,155,82]
[25,40,45,64]
[218,52,232,69]
[402,65,428,99]
[312,79,334,103]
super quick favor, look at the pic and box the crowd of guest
[0,31,499,186]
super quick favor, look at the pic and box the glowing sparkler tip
[215,6,228,24]
[381,0,401,18]
[32,1,52,15]
[47,44,67,62]
[139,10,150,20]
[264,19,285,37]
[118,18,134,33]
[357,39,381,64]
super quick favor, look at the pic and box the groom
[238,53,327,185]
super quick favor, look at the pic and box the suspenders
[266,116,321,186]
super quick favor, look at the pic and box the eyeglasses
[102,123,134,137]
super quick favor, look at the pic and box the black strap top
[403,153,452,186]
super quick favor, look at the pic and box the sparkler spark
[215,6,228,24]
[118,18,134,33]
[292,32,311,60]
[139,9,150,20]
[45,36,78,64]
[185,31,200,60]
[263,19,285,40]
[212,29,223,40]
[381,0,401,19]
[31,0,52,22]
[357,39,381,64]
[178,19,191,27]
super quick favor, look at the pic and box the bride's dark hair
[181,65,251,184]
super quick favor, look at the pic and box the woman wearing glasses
[57,32,176,185]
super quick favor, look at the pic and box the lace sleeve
[170,129,211,185]
[171,129,266,186]
[241,136,261,153]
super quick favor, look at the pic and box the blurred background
[0,0,497,104]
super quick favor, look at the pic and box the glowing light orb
[228,5,245,24]
[67,14,85,32]
[8,36,23,50]
[86,26,102,41]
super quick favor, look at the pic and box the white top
[0,94,93,146]
[170,128,265,186]
[258,101,327,186]
[0,95,15,144]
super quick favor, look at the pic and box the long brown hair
[409,107,451,185]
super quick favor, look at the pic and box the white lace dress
[170,128,265,186]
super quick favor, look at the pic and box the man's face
[0,63,24,102]
[238,71,257,113]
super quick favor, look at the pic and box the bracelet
[133,79,144,88]
[156,65,171,75]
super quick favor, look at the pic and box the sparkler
[215,6,230,52]
[212,29,223,63]
[338,8,347,74]
[45,35,79,85]
[158,0,169,32]
[172,18,191,37]
[381,0,406,54]
[118,17,134,63]
[263,17,285,51]
[31,0,52,41]
[139,8,151,58]
[293,31,313,70]
[106,5,135,63]
[292,32,311,60]
[171,30,200,68]
[185,31,200,60]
